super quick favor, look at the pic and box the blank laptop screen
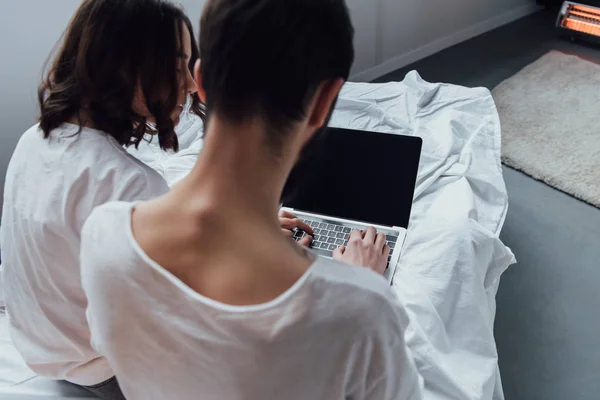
[282,128,422,229]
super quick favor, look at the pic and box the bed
[0,71,515,400]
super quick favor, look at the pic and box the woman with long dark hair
[0,1,202,398]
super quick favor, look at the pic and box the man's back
[0,123,168,384]
[81,201,423,400]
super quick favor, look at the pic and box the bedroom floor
[377,9,600,400]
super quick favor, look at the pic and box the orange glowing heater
[558,2,600,42]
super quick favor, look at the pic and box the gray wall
[349,0,539,81]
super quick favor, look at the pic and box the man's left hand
[279,210,313,247]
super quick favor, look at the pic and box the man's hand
[332,227,389,275]
[279,210,313,247]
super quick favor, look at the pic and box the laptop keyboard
[292,218,398,266]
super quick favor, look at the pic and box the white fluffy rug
[493,51,600,207]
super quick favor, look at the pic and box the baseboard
[350,3,543,82]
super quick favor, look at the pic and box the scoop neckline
[125,202,321,313]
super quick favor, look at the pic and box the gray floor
[377,10,600,400]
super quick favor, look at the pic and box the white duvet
[0,71,515,400]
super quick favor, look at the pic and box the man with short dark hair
[80,0,424,398]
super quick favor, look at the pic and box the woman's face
[172,23,197,125]
[133,22,197,127]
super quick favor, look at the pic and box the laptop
[281,127,422,284]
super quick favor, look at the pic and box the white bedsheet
[334,74,516,400]
[0,71,515,400]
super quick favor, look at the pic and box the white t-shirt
[0,124,169,385]
[80,201,424,400]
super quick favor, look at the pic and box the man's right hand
[332,227,389,275]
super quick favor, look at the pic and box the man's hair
[199,0,354,141]
[38,0,205,152]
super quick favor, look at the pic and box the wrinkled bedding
[331,73,515,400]
[0,71,515,400]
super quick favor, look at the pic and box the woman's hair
[38,0,205,152]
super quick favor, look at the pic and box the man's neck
[176,116,295,221]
